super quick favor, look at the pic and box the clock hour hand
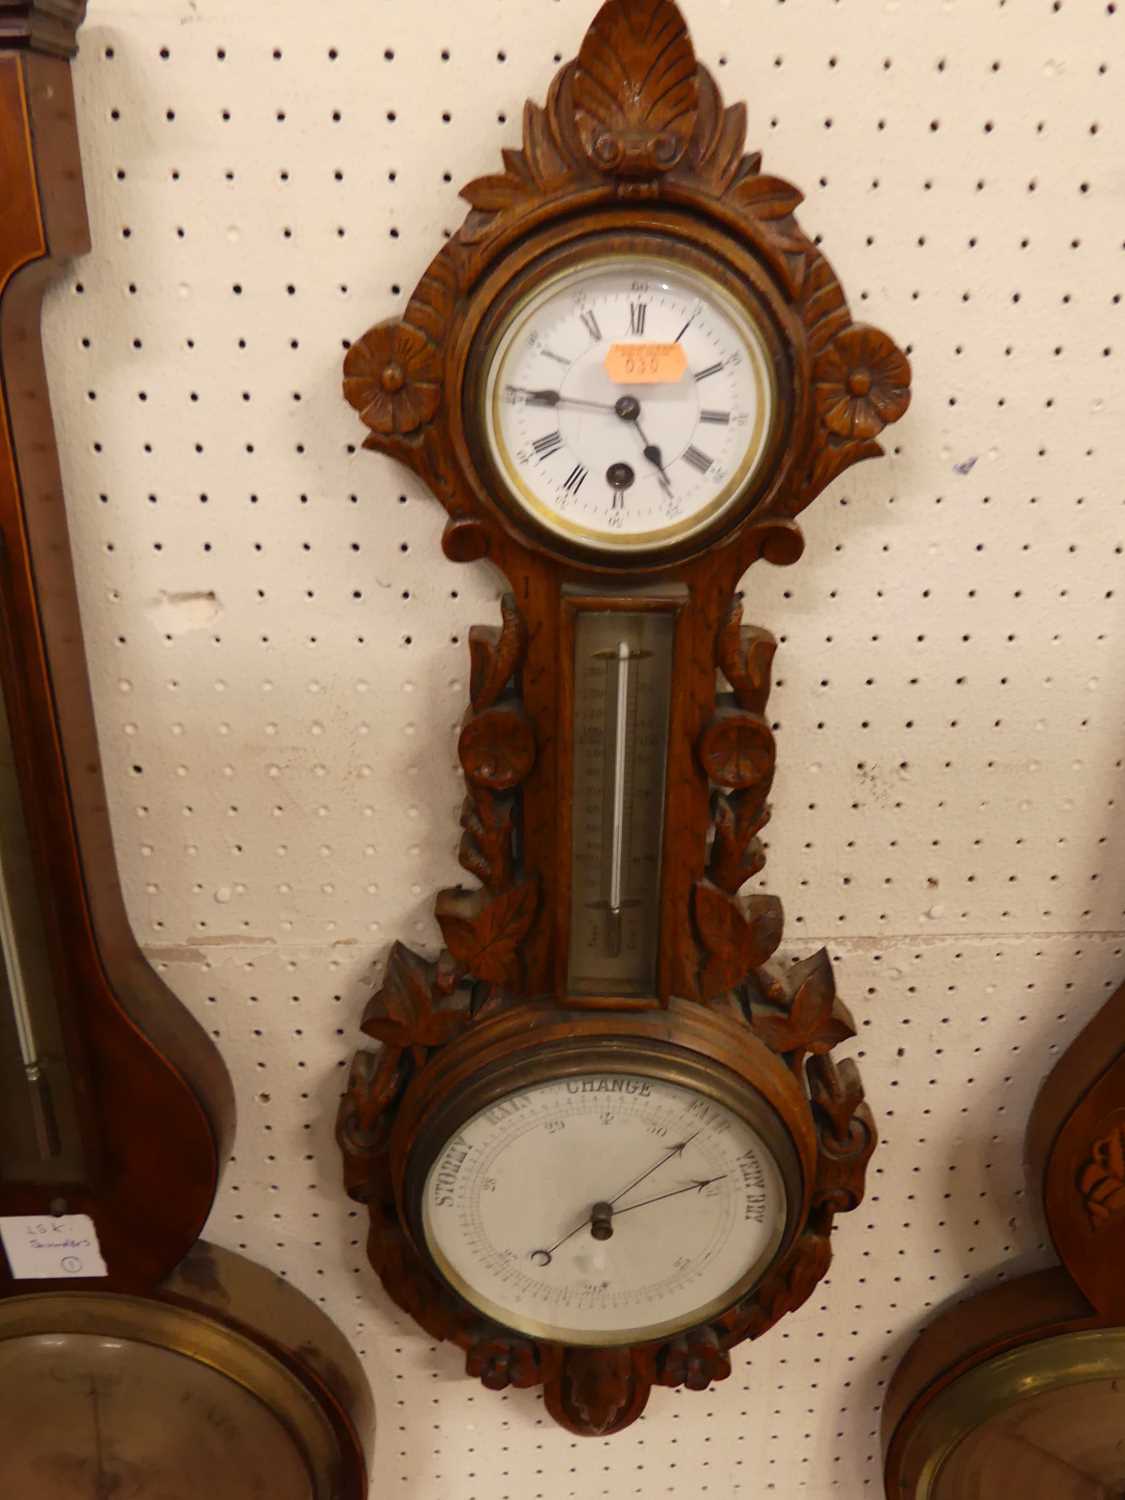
[629,415,674,498]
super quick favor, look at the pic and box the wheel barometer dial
[416,1060,793,1347]
[340,0,909,1437]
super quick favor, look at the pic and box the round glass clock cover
[482,255,777,553]
[421,1072,788,1345]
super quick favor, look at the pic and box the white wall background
[41,0,1124,1494]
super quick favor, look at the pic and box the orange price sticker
[604,342,688,385]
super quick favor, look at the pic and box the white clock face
[481,255,777,553]
[420,1072,789,1345]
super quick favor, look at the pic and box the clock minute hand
[507,387,619,414]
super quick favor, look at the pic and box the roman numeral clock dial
[339,0,911,1440]
[488,258,773,551]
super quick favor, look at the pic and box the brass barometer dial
[415,1062,793,1346]
[0,1245,374,1500]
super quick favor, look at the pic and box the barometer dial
[481,255,777,553]
[419,1071,789,1345]
[0,1243,373,1500]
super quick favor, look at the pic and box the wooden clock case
[338,0,911,1436]
[883,981,1125,1497]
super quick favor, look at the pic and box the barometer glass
[420,1071,788,1345]
[0,672,81,1182]
[482,254,777,552]
[0,1332,314,1498]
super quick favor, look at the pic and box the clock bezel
[455,222,799,573]
[475,250,780,557]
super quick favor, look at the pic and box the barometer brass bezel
[403,1034,803,1346]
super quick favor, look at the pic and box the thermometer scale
[566,608,675,998]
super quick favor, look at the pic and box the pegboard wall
[36,0,1125,1494]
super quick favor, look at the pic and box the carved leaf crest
[458,789,514,893]
[436,877,540,987]
[716,598,776,713]
[460,71,584,239]
[469,594,526,711]
[709,789,770,894]
[360,941,471,1053]
[688,66,750,193]
[751,948,856,1066]
[574,0,698,174]
[693,883,783,999]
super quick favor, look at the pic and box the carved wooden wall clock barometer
[339,0,911,1436]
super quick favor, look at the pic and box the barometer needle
[528,1164,724,1266]
[607,1131,701,1206]
[528,1134,702,1266]
[609,1175,727,1219]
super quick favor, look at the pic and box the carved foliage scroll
[1079,1119,1125,1231]
[691,594,783,1003]
[338,594,537,1203]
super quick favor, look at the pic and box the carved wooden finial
[574,0,698,177]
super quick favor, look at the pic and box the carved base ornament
[338,0,907,1436]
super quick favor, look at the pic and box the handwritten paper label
[0,1214,108,1279]
[604,342,687,385]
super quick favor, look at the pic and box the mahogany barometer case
[338,0,911,1436]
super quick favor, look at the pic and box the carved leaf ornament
[574,0,699,173]
[1079,1121,1125,1230]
